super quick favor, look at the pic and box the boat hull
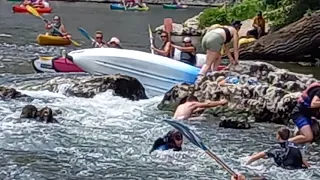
[69,48,199,94]
[36,34,71,46]
[32,56,83,73]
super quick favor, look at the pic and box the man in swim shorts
[149,129,183,153]
[246,127,310,169]
[173,95,228,120]
[289,82,320,144]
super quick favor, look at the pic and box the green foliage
[199,0,320,30]
[199,0,265,28]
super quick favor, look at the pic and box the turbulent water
[1,1,320,179]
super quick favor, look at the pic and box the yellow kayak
[36,34,71,46]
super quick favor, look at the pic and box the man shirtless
[173,95,228,120]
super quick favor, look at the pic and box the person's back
[174,101,197,120]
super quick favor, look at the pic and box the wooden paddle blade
[164,18,173,33]
[26,5,40,17]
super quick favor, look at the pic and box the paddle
[26,5,81,47]
[148,24,154,54]
[163,119,237,177]
[164,18,173,40]
[122,0,127,11]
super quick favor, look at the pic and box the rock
[158,61,318,124]
[219,119,251,129]
[0,86,29,99]
[28,74,148,101]
[20,105,58,123]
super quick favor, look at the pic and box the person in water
[171,37,196,66]
[22,0,48,8]
[231,174,246,180]
[149,129,183,153]
[107,37,122,49]
[247,11,266,39]
[173,95,228,120]
[288,82,320,144]
[198,21,241,82]
[92,31,106,48]
[45,15,70,38]
[151,31,173,58]
[246,127,310,169]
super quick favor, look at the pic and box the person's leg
[211,54,222,71]
[289,115,313,144]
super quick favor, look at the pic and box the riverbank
[50,0,225,6]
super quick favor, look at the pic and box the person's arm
[232,31,240,64]
[252,17,259,28]
[246,151,268,165]
[302,159,310,168]
[193,99,227,109]
[223,44,234,62]
[171,44,195,53]
[152,42,171,56]
[59,25,68,36]
[310,91,320,108]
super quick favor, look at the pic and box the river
[1,1,320,180]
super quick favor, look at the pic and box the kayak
[110,4,149,11]
[36,34,71,46]
[7,0,21,1]
[31,56,83,73]
[12,5,52,13]
[163,4,188,9]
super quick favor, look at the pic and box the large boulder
[158,61,318,124]
[25,74,148,101]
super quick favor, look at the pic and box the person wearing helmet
[198,21,242,84]
[171,37,197,66]
[107,37,122,49]
[45,15,70,38]
[149,129,183,153]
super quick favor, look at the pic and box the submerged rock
[28,74,148,101]
[158,61,318,124]
[0,86,29,99]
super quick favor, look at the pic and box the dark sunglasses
[96,36,103,39]
[161,35,167,38]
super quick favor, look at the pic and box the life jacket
[180,46,196,66]
[51,23,62,36]
[297,82,320,108]
[274,141,304,169]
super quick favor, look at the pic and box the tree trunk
[237,11,320,63]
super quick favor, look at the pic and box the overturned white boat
[68,48,200,94]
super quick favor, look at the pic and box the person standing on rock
[197,21,241,83]
[247,11,266,39]
[289,82,320,144]
[173,95,228,120]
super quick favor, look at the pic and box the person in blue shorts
[289,82,320,144]
[149,129,183,153]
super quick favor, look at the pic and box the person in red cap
[171,37,197,66]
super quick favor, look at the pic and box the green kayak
[7,0,21,2]
[163,4,188,9]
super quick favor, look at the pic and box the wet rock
[31,74,148,100]
[219,119,251,129]
[0,86,29,99]
[20,105,58,123]
[158,61,318,124]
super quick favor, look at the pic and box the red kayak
[12,5,52,13]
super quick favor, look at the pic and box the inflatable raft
[163,4,188,9]
[31,56,83,73]
[110,4,149,11]
[12,5,52,13]
[36,34,71,46]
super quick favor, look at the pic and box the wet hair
[95,31,103,37]
[186,95,198,102]
[278,127,290,140]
